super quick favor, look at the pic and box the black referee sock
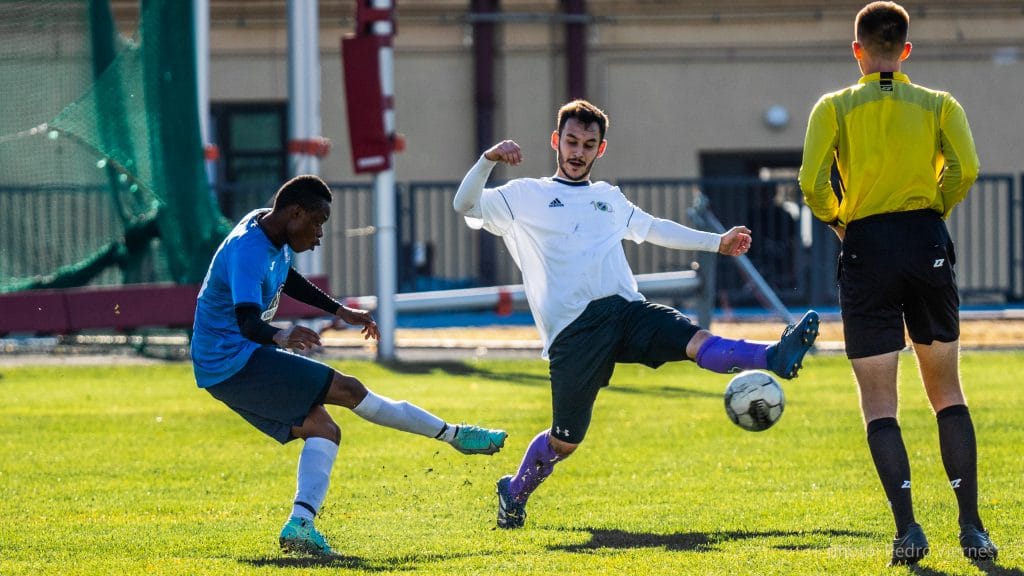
[866,417,916,536]
[936,404,982,530]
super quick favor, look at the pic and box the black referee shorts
[839,209,960,359]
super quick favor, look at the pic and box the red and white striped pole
[288,0,331,276]
[370,0,398,361]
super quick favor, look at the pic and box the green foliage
[1,353,1021,575]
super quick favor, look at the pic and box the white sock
[290,436,338,522]
[436,423,459,442]
[351,390,446,438]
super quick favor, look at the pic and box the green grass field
[1,352,1021,575]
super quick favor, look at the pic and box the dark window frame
[210,101,288,219]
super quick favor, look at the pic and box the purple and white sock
[509,430,562,503]
[696,335,768,374]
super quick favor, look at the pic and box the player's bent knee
[686,330,712,361]
[549,436,579,458]
[325,371,369,409]
[325,421,341,444]
[304,421,340,444]
[293,405,341,443]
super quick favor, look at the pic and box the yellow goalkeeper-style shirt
[798,71,979,226]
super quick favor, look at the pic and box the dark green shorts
[547,295,700,444]
[205,346,334,444]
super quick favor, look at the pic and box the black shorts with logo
[547,295,700,444]
[839,209,959,359]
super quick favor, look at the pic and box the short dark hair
[856,1,909,59]
[272,174,332,211]
[556,99,609,142]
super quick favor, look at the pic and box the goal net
[0,0,229,293]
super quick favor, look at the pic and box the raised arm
[453,140,523,217]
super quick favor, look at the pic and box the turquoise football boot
[450,425,507,455]
[279,516,333,556]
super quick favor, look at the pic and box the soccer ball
[723,370,785,432]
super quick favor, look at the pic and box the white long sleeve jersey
[464,175,659,357]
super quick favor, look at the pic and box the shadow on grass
[915,561,1024,576]
[903,549,1021,576]
[379,359,550,387]
[241,554,385,570]
[909,565,951,576]
[378,360,720,400]
[550,527,873,553]
[970,561,1024,576]
[241,549,490,572]
[607,383,722,399]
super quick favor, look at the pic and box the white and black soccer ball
[723,370,785,432]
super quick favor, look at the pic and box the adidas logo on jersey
[548,198,564,208]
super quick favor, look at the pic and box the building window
[210,102,287,220]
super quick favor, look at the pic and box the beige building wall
[204,3,1024,183]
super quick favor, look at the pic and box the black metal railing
[217,174,1023,308]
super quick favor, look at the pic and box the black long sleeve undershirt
[235,304,280,345]
[283,267,341,315]
[234,269,341,345]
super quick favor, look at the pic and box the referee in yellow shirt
[799,1,997,567]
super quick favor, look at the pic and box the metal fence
[945,174,1021,303]
[311,174,1022,309]
[0,184,170,290]
[6,175,1017,308]
[0,185,120,287]
[619,177,830,309]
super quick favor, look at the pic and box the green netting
[0,0,230,293]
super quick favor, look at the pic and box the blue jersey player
[192,175,507,556]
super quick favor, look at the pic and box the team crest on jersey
[591,200,613,213]
[262,287,282,321]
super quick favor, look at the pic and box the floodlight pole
[371,0,397,361]
[288,0,325,277]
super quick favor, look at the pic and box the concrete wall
[204,5,1024,183]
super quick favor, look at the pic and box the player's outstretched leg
[694,310,818,379]
[447,424,508,455]
[350,389,506,455]
[766,310,819,379]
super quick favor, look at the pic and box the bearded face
[553,118,605,181]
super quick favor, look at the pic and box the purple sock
[696,335,768,374]
[509,430,562,503]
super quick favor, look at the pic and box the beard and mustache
[557,148,599,182]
